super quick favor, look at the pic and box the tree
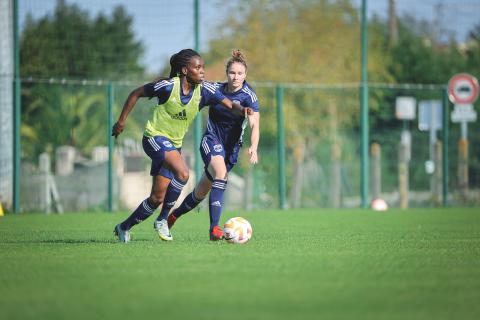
[19,0,146,161]
[20,0,144,79]
[466,23,480,79]
[387,14,466,84]
[204,0,393,206]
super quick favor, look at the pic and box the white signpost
[451,104,477,123]
[448,73,479,199]
[418,100,443,174]
[395,96,417,209]
[395,96,416,161]
[396,96,416,120]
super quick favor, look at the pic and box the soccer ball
[223,217,252,244]
[371,198,388,211]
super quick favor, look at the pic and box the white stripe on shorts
[149,137,160,151]
[202,137,210,154]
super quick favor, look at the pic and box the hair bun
[231,49,246,61]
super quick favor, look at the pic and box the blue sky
[19,0,480,74]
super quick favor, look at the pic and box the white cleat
[154,219,173,241]
[114,224,131,243]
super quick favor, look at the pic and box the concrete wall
[19,146,248,212]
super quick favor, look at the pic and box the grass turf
[0,208,479,320]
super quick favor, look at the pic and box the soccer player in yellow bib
[112,49,252,243]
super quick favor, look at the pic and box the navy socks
[172,190,203,218]
[209,179,227,231]
[156,177,186,221]
[120,198,157,230]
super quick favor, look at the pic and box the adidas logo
[171,109,187,120]
[211,201,222,207]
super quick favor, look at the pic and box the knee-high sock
[172,190,203,218]
[120,198,157,230]
[209,179,227,230]
[156,177,186,221]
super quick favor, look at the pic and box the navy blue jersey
[205,81,259,152]
[143,78,225,110]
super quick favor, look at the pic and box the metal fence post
[360,0,370,208]
[13,0,21,213]
[442,87,449,206]
[276,85,286,210]
[107,82,114,212]
[193,0,202,183]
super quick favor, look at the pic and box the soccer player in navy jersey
[112,49,253,243]
[167,50,260,240]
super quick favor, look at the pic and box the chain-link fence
[1,0,480,212]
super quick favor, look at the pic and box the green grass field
[1,208,479,320]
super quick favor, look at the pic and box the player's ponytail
[169,49,201,78]
[226,49,247,73]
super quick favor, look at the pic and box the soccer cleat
[114,224,131,243]
[210,225,224,241]
[167,214,178,229]
[154,219,173,241]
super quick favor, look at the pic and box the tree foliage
[208,1,364,83]
[20,0,144,79]
[202,0,480,204]
[205,1,386,142]
[466,23,480,80]
[20,0,146,160]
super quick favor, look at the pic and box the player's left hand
[248,147,258,164]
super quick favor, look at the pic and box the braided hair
[226,49,247,73]
[169,49,201,78]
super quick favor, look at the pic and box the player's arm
[201,82,253,116]
[220,98,254,117]
[247,112,260,164]
[112,86,147,138]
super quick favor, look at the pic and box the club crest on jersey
[214,144,223,152]
[163,140,173,148]
[171,109,187,120]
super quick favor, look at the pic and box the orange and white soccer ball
[371,198,388,211]
[223,217,252,244]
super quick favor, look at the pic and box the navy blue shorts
[200,135,240,175]
[142,135,179,179]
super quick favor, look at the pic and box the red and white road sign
[448,73,479,104]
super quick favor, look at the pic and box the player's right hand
[112,121,125,138]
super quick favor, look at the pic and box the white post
[39,153,51,213]
[460,121,468,139]
[0,0,14,209]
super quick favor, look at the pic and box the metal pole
[193,0,202,183]
[460,122,467,139]
[107,83,114,212]
[13,0,21,213]
[360,0,369,208]
[276,85,286,210]
[442,88,449,206]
